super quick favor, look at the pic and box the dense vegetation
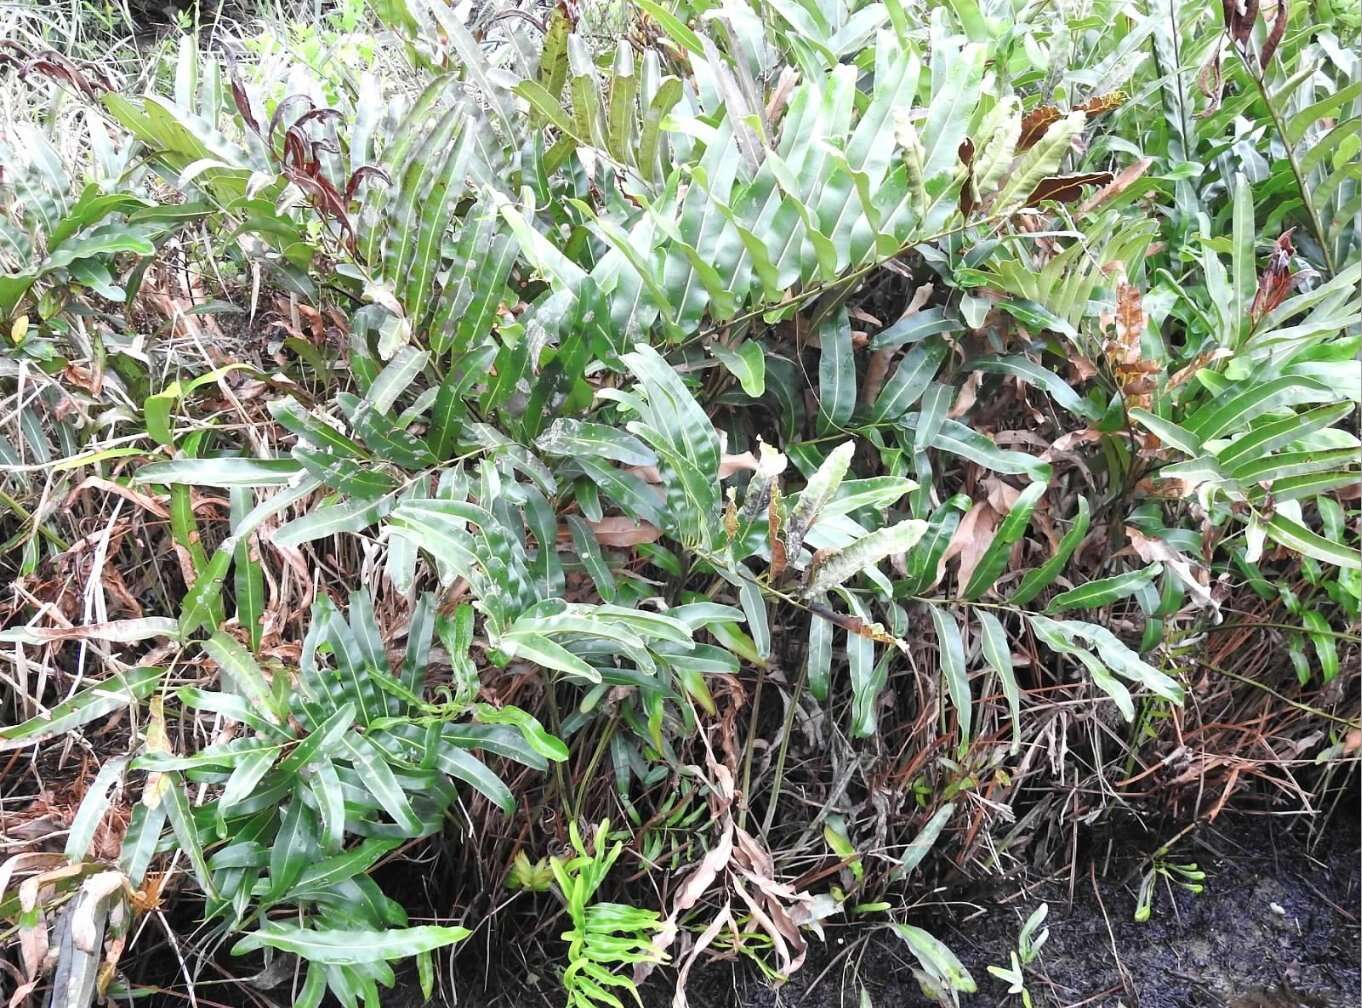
[1,0,1357,1006]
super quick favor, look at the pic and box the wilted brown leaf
[959,137,977,216]
[224,52,262,135]
[807,600,907,650]
[1017,105,1062,151]
[948,371,981,417]
[764,65,800,126]
[1261,0,1287,65]
[1104,282,1157,409]
[1112,282,1145,361]
[19,50,109,99]
[1126,526,1216,611]
[1040,428,1104,462]
[985,478,1022,515]
[940,501,1001,594]
[587,517,661,547]
[666,905,731,1008]
[723,491,739,544]
[1250,229,1296,321]
[61,361,103,396]
[1169,347,1232,389]
[1223,0,1260,43]
[1080,158,1154,212]
[1069,354,1099,383]
[1197,46,1225,118]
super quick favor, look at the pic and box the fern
[550,820,665,1008]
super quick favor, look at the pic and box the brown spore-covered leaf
[1017,104,1062,151]
[1024,171,1114,206]
[768,483,787,581]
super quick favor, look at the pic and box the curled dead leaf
[1040,428,1104,462]
[587,517,661,547]
[1223,0,1260,43]
[985,477,1022,515]
[959,137,977,217]
[1126,525,1217,613]
[1260,0,1286,66]
[807,600,907,650]
[1081,158,1154,212]
[64,478,169,520]
[1106,282,1156,409]
[940,501,1002,594]
[1197,45,1225,119]
[948,371,981,418]
[1168,347,1233,390]
[1078,91,1129,116]
[1250,229,1296,322]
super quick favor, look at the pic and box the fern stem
[0,487,68,554]
[1235,43,1338,278]
[760,644,809,839]
[544,682,574,821]
[573,714,618,819]
[736,660,765,835]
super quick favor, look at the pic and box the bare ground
[637,810,1360,1008]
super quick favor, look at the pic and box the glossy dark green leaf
[870,308,963,352]
[871,337,948,423]
[929,607,971,752]
[288,838,400,898]
[203,632,283,722]
[0,666,161,752]
[230,489,264,651]
[1046,563,1162,612]
[1010,496,1091,606]
[295,446,400,498]
[268,799,319,900]
[711,340,767,398]
[817,308,856,429]
[435,745,514,812]
[961,482,1047,600]
[806,601,834,703]
[976,611,1020,755]
[163,773,218,899]
[231,922,470,965]
[966,355,1096,419]
[179,545,233,638]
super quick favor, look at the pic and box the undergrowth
[1,0,1358,1006]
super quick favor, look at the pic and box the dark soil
[161,808,1354,1008]
[642,812,1360,1008]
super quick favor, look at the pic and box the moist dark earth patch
[117,808,1358,1008]
[637,812,1359,1008]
